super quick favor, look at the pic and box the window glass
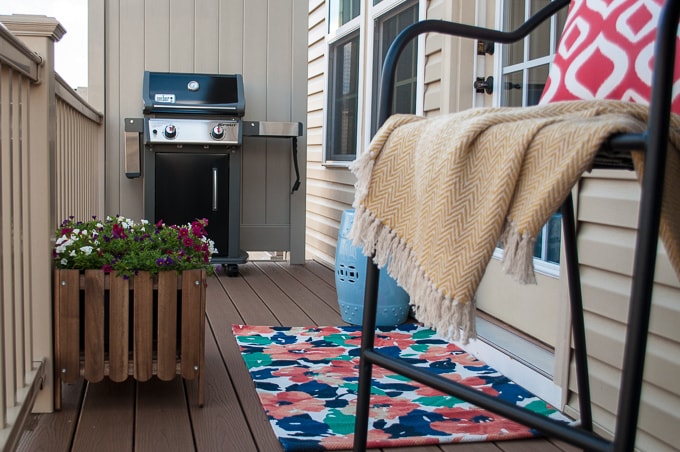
[527,64,549,105]
[502,1,524,66]
[325,0,419,163]
[528,0,551,60]
[327,33,360,161]
[501,71,524,107]
[371,2,418,134]
[329,0,360,33]
[499,0,564,268]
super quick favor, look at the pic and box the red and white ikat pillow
[539,0,680,114]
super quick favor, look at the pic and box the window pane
[546,212,562,264]
[499,0,564,270]
[328,34,360,161]
[329,0,360,32]
[534,229,543,259]
[502,1,524,66]
[395,83,415,113]
[372,3,418,134]
[556,5,568,40]
[528,0,551,60]
[527,64,549,105]
[501,71,523,107]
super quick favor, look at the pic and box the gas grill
[125,71,302,276]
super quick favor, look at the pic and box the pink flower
[430,406,530,437]
[368,394,420,419]
[260,391,326,419]
[112,223,127,238]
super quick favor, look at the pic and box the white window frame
[362,0,425,150]
[323,4,364,166]
[322,0,425,167]
[492,0,565,278]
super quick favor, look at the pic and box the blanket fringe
[349,149,375,207]
[500,221,537,285]
[350,206,477,344]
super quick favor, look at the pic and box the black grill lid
[143,71,245,116]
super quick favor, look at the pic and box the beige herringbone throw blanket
[350,100,680,343]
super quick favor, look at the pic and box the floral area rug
[232,323,571,451]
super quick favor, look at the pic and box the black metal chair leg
[352,257,381,452]
[613,4,679,451]
[561,193,593,433]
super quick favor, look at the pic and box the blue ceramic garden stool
[335,209,410,326]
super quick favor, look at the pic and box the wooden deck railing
[0,14,104,449]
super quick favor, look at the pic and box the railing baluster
[0,14,103,447]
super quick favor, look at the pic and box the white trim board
[452,316,564,409]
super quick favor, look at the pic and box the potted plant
[52,215,217,409]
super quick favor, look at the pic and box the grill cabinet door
[155,153,229,257]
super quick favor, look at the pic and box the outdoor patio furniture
[352,1,680,451]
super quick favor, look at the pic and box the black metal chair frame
[353,1,679,451]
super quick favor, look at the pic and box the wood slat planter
[53,268,206,410]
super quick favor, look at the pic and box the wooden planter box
[53,268,206,409]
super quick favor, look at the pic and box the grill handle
[124,118,143,178]
[212,167,218,211]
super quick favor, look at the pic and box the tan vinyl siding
[305,0,466,266]
[567,170,680,450]
[305,0,353,266]
[422,0,477,115]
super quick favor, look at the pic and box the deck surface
[16,260,581,452]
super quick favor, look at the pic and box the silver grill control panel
[145,118,241,145]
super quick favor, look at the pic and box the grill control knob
[211,125,225,140]
[164,125,177,139]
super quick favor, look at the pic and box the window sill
[322,161,353,168]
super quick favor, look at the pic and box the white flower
[207,239,218,255]
[80,246,94,255]
[141,219,149,225]
[56,237,74,254]
[69,250,76,257]
[60,258,68,266]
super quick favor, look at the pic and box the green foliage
[53,215,217,277]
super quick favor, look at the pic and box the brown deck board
[280,261,340,311]
[15,260,575,451]
[16,379,84,452]
[238,263,315,325]
[206,273,282,452]
[71,378,135,451]
[254,261,344,325]
[135,378,195,451]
